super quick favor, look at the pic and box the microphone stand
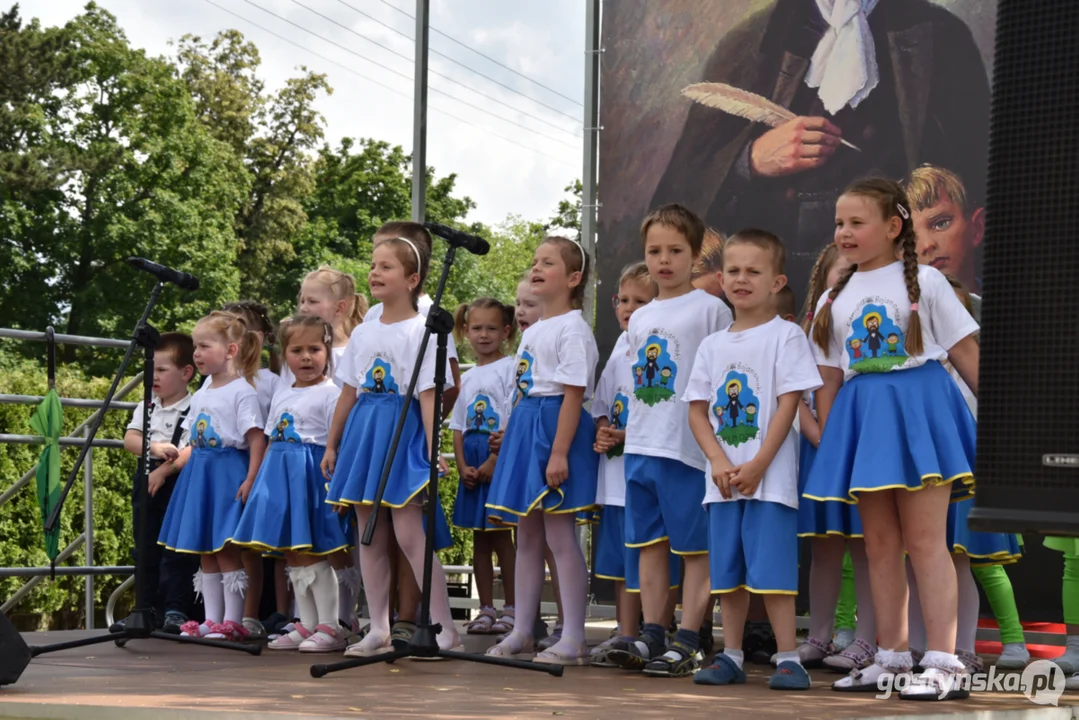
[31,283,260,658]
[310,242,561,678]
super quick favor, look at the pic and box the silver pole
[411,0,430,222]
[581,0,601,323]
[84,430,95,630]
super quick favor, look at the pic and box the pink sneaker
[269,622,312,650]
[206,620,249,642]
[180,620,208,637]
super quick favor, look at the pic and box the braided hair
[801,244,842,334]
[811,178,924,357]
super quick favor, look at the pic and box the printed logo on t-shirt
[514,351,535,404]
[466,393,500,434]
[632,332,679,406]
[362,357,399,394]
[845,300,908,373]
[713,366,761,448]
[270,412,302,443]
[607,391,630,458]
[192,413,222,449]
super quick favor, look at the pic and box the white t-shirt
[512,310,599,402]
[264,378,342,446]
[625,289,734,470]
[812,262,979,383]
[253,368,279,420]
[183,378,264,450]
[592,332,634,507]
[127,393,193,458]
[279,346,347,389]
[449,356,516,434]
[683,316,822,509]
[365,295,459,362]
[336,314,452,399]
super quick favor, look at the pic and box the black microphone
[424,222,490,256]
[126,257,200,291]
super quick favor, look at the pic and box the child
[115,333,200,634]
[223,300,286,638]
[154,311,268,641]
[685,229,822,690]
[903,164,984,301]
[775,286,797,323]
[232,314,350,651]
[691,228,726,299]
[590,262,681,667]
[904,275,1026,672]
[805,178,981,699]
[322,232,460,656]
[484,236,599,665]
[793,244,876,674]
[450,297,518,636]
[608,203,733,677]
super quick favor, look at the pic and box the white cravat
[805,0,881,115]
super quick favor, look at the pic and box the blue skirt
[797,436,863,538]
[948,498,1022,566]
[232,442,350,555]
[327,392,431,508]
[803,362,976,505]
[159,447,248,554]
[485,396,598,522]
[453,432,509,531]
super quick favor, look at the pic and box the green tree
[547,179,582,237]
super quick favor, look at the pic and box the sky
[25,0,587,226]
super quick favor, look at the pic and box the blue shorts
[708,500,798,595]
[594,505,679,591]
[625,454,708,555]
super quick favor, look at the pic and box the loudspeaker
[970,0,1079,534]
[0,611,30,686]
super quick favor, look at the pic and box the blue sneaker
[769,660,812,690]
[694,653,747,685]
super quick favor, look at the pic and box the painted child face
[152,350,193,400]
[530,242,579,304]
[834,194,901,268]
[191,324,234,376]
[515,279,542,331]
[617,277,655,332]
[285,324,329,387]
[368,243,417,304]
[911,190,983,289]
[298,279,342,326]
[644,224,695,292]
[467,306,510,359]
[721,243,785,314]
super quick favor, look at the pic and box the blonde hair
[195,311,262,385]
[302,266,368,335]
[618,261,657,296]
[724,228,786,274]
[693,228,725,278]
[539,236,590,310]
[904,164,971,217]
[640,203,705,254]
[222,300,278,373]
[801,244,842,333]
[812,178,924,357]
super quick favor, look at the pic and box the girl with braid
[804,178,981,700]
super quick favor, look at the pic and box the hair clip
[896,203,910,220]
[910,302,919,312]
[805,311,814,321]
[825,297,834,304]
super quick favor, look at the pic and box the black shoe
[743,621,777,665]
[699,622,715,659]
[162,612,186,635]
[607,636,660,672]
[642,640,701,677]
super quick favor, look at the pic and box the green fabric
[1064,555,1079,627]
[30,388,63,561]
[834,549,856,631]
[1045,536,1079,556]
[972,564,1025,644]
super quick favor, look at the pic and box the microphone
[125,257,200,291]
[424,222,490,256]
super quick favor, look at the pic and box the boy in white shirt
[114,332,200,635]
[684,230,822,690]
[608,204,733,677]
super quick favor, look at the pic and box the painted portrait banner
[596,0,996,358]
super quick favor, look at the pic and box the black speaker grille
[977,0,1079,498]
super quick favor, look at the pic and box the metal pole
[84,428,94,629]
[411,0,430,222]
[581,0,601,324]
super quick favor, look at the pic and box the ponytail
[452,302,470,345]
[236,330,263,385]
[801,244,841,334]
[899,232,925,356]
[347,293,369,334]
[502,303,518,345]
[811,263,857,355]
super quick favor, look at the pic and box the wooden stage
[1,624,1076,720]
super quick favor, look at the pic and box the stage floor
[2,625,1075,720]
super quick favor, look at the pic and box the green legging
[834,549,856,631]
[1046,537,1079,626]
[972,564,1025,644]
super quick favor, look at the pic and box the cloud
[25,0,585,225]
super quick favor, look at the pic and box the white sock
[776,650,803,668]
[337,565,360,621]
[724,648,745,669]
[201,571,224,626]
[311,561,340,629]
[289,565,318,631]
[221,570,248,625]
